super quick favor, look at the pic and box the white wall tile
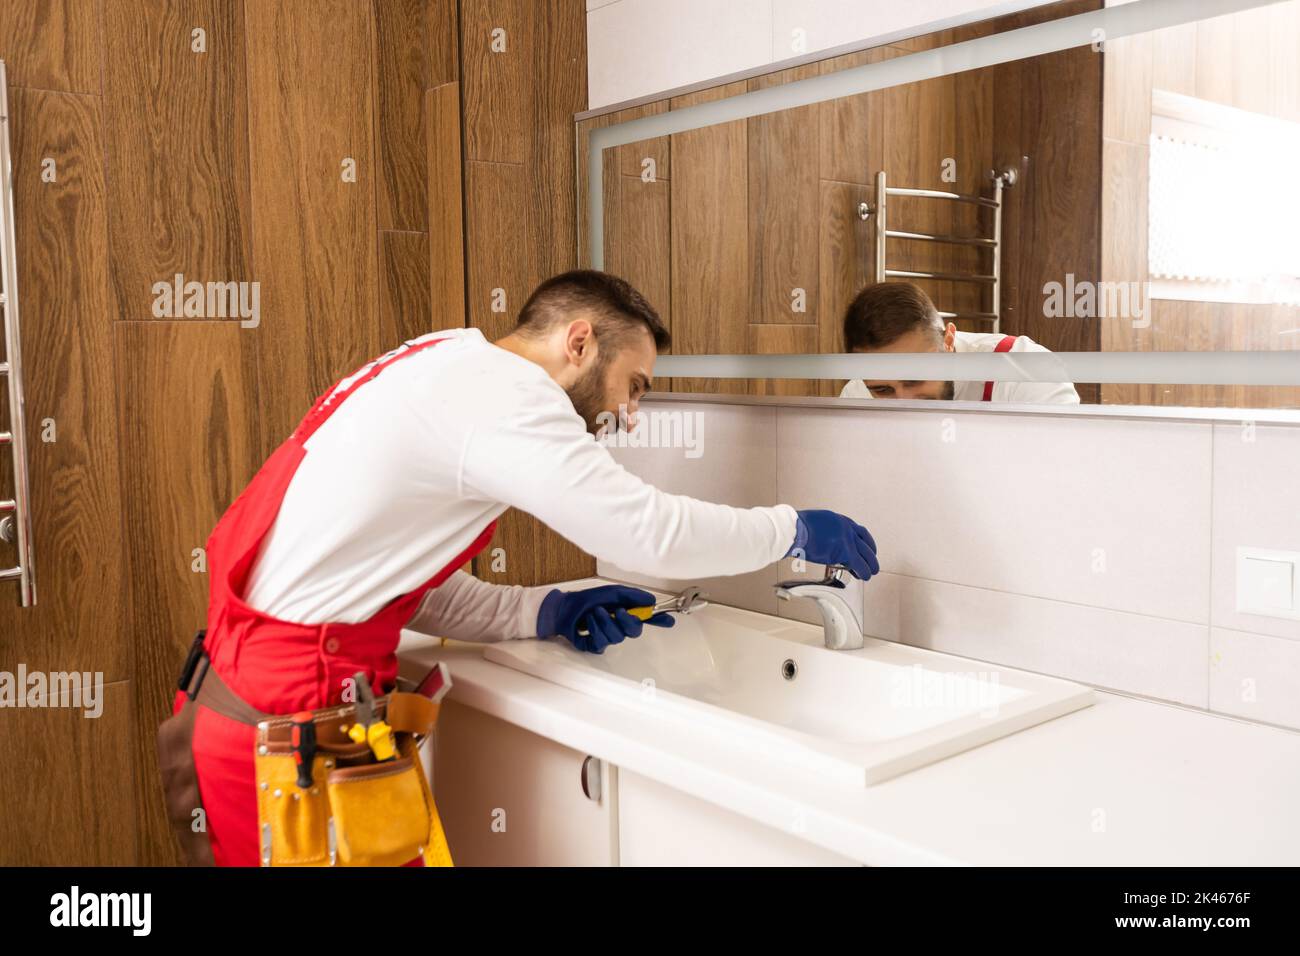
[1211,423,1300,641]
[587,0,774,109]
[863,572,1209,706]
[1210,627,1300,730]
[776,406,1214,624]
[597,402,783,612]
[599,399,1300,725]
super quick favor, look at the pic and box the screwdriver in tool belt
[290,711,316,789]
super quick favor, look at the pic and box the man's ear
[943,323,957,352]
[564,318,595,367]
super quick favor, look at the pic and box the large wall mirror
[577,0,1300,411]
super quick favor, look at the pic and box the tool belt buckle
[177,629,208,698]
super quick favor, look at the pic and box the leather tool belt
[157,630,453,867]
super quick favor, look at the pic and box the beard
[565,354,614,436]
[941,380,955,400]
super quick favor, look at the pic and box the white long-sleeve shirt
[241,327,798,634]
[840,331,1081,404]
[403,570,549,643]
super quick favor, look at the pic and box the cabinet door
[618,770,860,866]
[430,700,616,866]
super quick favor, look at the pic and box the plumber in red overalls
[169,269,880,866]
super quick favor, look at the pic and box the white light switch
[1236,547,1299,619]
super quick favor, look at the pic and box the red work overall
[981,334,1018,401]
[172,336,497,867]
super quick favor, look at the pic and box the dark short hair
[842,282,943,351]
[516,270,670,352]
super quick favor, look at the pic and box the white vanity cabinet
[430,701,859,866]
[430,700,618,866]
[616,770,860,866]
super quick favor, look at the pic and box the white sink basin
[484,582,1095,786]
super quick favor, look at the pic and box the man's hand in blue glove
[536,584,675,654]
[786,509,880,581]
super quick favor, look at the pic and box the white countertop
[398,615,1300,867]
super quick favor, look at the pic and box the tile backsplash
[599,399,1300,732]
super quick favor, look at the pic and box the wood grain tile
[0,0,103,94]
[114,320,261,865]
[375,0,431,232]
[380,230,432,345]
[102,0,253,323]
[0,88,125,678]
[245,0,380,452]
[427,81,466,328]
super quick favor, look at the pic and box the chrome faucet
[774,566,865,650]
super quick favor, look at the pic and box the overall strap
[981,335,1018,402]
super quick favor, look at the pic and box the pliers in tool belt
[345,671,397,761]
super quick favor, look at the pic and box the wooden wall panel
[379,230,432,345]
[427,0,460,85]
[817,179,873,397]
[0,86,135,867]
[374,0,432,233]
[463,0,586,329]
[245,0,380,454]
[576,98,675,395]
[1011,44,1102,365]
[3,0,558,866]
[669,81,749,395]
[102,0,253,323]
[532,0,586,282]
[461,0,591,587]
[815,49,881,397]
[973,1,1104,410]
[115,322,260,865]
[605,169,671,390]
[464,159,540,338]
[748,324,818,397]
[0,0,103,94]
[463,153,540,584]
[748,64,820,327]
[427,81,466,328]
[816,48,885,187]
[515,0,591,586]
[576,98,672,278]
[460,0,536,165]
[0,681,136,865]
[881,75,953,317]
[0,89,125,677]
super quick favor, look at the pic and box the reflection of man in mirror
[838,282,1079,404]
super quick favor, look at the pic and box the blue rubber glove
[786,509,880,581]
[536,585,676,654]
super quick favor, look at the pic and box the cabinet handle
[580,755,602,801]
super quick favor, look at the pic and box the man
[169,269,878,867]
[838,282,1080,404]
